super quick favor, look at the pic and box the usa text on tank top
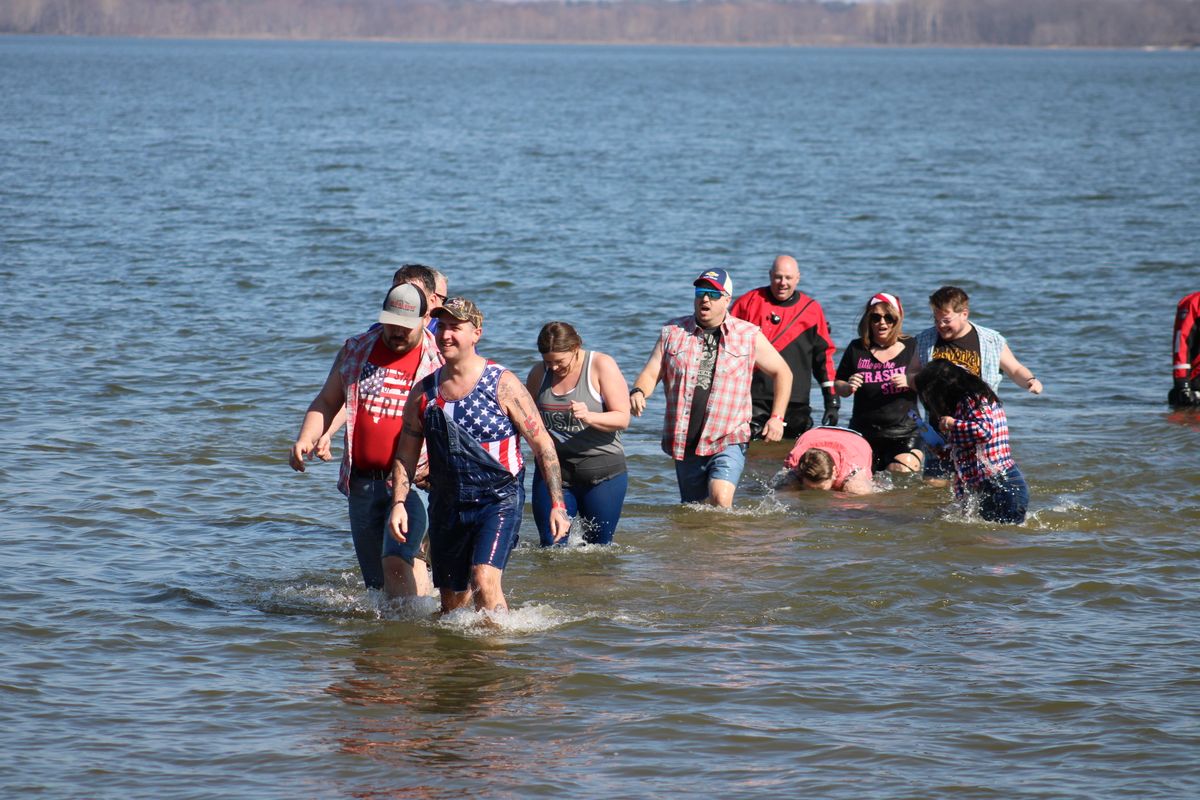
[536,351,623,461]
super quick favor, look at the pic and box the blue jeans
[532,468,628,546]
[924,448,953,480]
[972,466,1029,524]
[346,475,428,590]
[674,443,747,503]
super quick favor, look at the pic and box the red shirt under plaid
[336,326,443,496]
[658,314,759,460]
[943,395,1016,498]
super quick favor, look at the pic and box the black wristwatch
[629,387,645,398]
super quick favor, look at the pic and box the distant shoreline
[5,33,1199,51]
[4,0,1199,50]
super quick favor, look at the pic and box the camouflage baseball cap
[432,296,483,328]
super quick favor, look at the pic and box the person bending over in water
[526,321,631,546]
[914,360,1029,524]
[782,426,875,495]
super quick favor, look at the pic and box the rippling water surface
[2,37,1198,798]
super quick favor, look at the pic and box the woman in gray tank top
[525,322,631,546]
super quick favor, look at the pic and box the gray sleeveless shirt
[536,351,626,486]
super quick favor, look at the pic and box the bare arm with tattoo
[497,370,571,542]
[387,390,426,543]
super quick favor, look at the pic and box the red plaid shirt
[943,395,1016,497]
[336,326,443,496]
[659,314,759,460]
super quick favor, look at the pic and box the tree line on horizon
[4,0,1199,48]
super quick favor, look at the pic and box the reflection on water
[326,628,572,796]
[1166,407,1200,430]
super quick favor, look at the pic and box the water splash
[434,602,585,637]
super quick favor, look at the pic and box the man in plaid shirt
[630,269,792,508]
[290,282,444,598]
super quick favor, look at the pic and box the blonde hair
[858,299,904,348]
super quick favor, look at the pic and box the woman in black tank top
[833,293,923,474]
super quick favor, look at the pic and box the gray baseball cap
[379,283,427,327]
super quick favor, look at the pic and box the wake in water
[254,571,399,619]
[766,465,903,497]
[254,569,588,633]
[936,492,1039,530]
[666,474,793,517]
[435,603,585,637]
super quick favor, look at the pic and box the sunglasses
[695,288,724,301]
[869,313,898,323]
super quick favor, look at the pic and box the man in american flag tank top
[388,297,571,614]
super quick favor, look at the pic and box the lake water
[2,36,1198,798]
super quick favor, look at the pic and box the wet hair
[392,263,437,296]
[537,321,583,354]
[929,286,970,312]
[858,298,904,348]
[913,359,1000,420]
[795,448,834,484]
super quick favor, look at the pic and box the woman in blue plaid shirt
[914,360,1029,524]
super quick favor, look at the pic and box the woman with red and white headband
[833,292,923,474]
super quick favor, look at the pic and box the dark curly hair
[913,359,1000,420]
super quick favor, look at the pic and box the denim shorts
[674,443,748,503]
[924,447,953,479]
[347,475,429,590]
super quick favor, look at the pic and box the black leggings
[861,432,922,473]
